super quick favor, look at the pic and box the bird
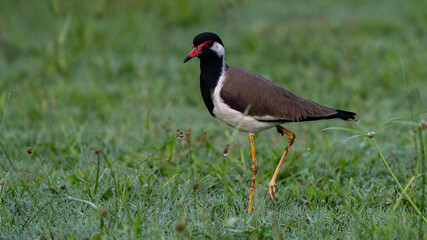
[183,32,357,213]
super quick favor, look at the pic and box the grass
[0,0,426,239]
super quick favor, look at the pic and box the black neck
[199,55,226,117]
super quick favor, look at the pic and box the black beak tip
[183,55,192,63]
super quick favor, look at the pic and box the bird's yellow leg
[248,134,258,213]
[269,125,295,205]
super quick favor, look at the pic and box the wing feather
[220,66,339,122]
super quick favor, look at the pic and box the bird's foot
[268,183,278,205]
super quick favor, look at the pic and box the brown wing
[220,66,339,122]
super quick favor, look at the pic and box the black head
[183,32,225,63]
[193,32,223,47]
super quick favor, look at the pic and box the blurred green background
[0,0,426,239]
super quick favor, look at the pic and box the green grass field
[1,0,426,239]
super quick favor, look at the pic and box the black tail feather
[300,109,358,122]
[334,109,358,122]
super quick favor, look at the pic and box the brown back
[220,66,338,122]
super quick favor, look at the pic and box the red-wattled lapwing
[183,32,357,213]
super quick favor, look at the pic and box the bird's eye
[206,40,214,47]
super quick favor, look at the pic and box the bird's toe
[268,183,278,205]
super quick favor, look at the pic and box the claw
[268,183,278,205]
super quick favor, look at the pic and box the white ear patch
[211,42,225,57]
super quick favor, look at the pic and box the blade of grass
[327,124,427,222]
[418,125,426,239]
[94,154,100,196]
[0,92,11,135]
[371,137,427,223]
[67,195,97,209]
[322,126,366,136]
[392,175,416,211]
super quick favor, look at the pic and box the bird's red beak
[184,42,209,63]
[184,43,202,63]
[183,47,200,63]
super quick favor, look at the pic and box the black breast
[199,57,226,117]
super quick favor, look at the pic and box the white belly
[212,74,277,134]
